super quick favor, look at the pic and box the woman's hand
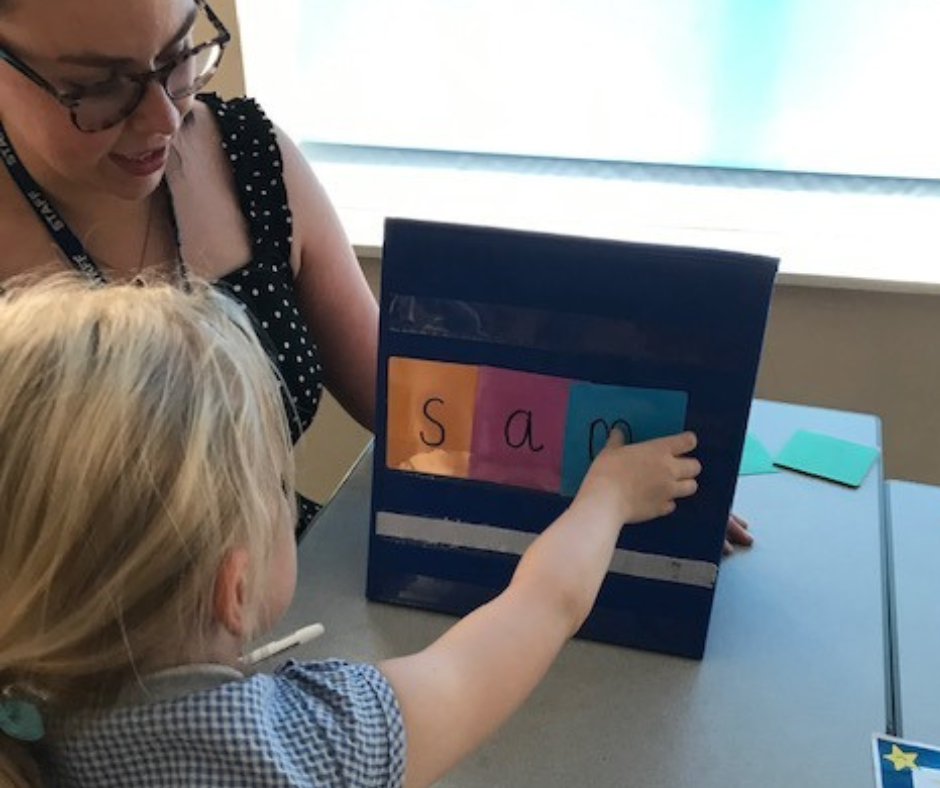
[723,512,753,555]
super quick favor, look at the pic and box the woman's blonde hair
[0,274,296,786]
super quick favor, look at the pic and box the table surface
[270,399,887,788]
[887,479,940,747]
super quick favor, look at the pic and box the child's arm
[378,429,701,788]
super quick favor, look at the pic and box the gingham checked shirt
[45,660,405,787]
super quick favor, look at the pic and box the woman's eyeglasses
[0,0,230,133]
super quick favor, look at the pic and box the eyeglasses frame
[0,0,231,131]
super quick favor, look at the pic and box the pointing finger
[606,426,627,448]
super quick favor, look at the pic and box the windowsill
[304,146,940,296]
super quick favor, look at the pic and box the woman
[0,0,750,551]
[0,0,378,535]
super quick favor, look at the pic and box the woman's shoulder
[195,93,274,137]
[190,93,284,177]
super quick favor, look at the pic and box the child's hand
[576,429,701,525]
[382,427,701,788]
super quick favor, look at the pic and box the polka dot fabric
[200,94,325,536]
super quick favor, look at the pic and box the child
[0,275,701,788]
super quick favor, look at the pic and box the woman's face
[0,0,200,204]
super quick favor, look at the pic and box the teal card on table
[739,433,779,476]
[773,429,879,487]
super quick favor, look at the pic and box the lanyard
[0,124,106,283]
[0,123,187,287]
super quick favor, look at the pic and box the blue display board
[368,218,778,658]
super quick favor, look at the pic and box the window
[237,0,940,287]
[239,0,940,180]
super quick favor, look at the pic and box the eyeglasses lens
[166,44,223,99]
[73,81,141,132]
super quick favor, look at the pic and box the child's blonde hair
[0,274,296,786]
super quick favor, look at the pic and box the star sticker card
[874,734,940,787]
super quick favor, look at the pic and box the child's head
[0,274,296,767]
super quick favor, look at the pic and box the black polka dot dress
[200,94,325,538]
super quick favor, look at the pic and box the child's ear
[212,547,252,638]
